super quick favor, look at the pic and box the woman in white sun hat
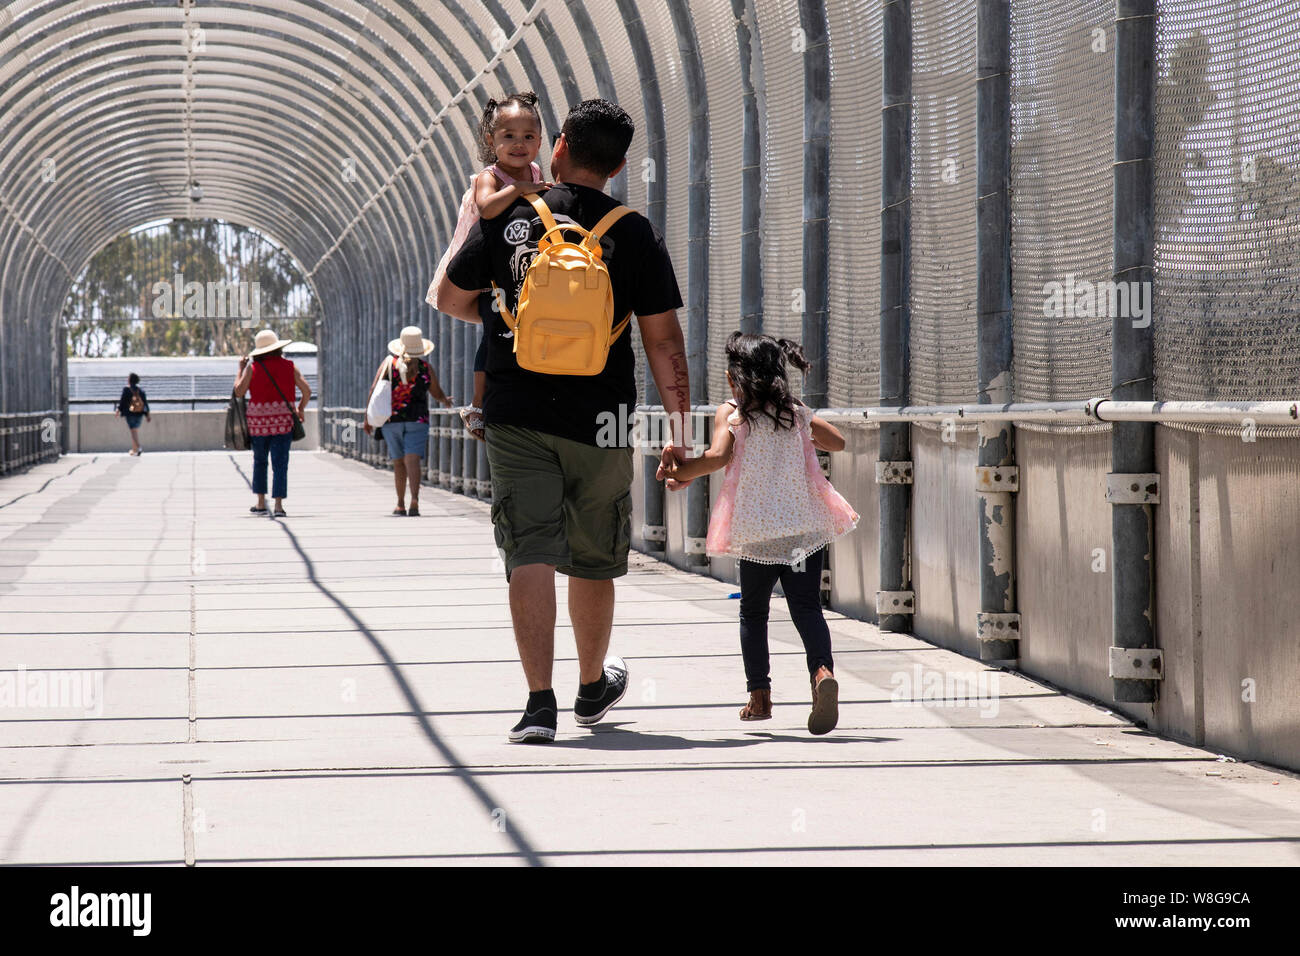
[234,329,311,517]
[364,326,452,516]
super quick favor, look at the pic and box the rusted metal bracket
[1109,646,1163,681]
[876,590,915,615]
[976,611,1020,643]
[876,461,913,485]
[975,465,1019,494]
[1106,472,1160,505]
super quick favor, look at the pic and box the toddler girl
[658,333,859,734]
[427,90,551,440]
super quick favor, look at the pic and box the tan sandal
[739,689,772,721]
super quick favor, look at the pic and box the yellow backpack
[494,194,633,376]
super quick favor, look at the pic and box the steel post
[1111,0,1159,704]
[878,0,914,632]
[976,0,1018,663]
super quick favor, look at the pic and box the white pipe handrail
[634,404,871,424]
[867,399,1300,427]
[0,409,64,419]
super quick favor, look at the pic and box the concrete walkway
[2,451,1299,866]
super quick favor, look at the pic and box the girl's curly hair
[477,91,542,165]
[725,331,811,431]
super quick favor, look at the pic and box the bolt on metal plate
[975,465,1019,494]
[1106,472,1160,505]
[976,611,1021,642]
[1108,646,1164,680]
[875,461,914,485]
[876,590,915,614]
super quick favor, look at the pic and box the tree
[63,219,317,357]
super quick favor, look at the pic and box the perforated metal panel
[910,0,978,406]
[1154,0,1300,401]
[1010,1,1114,402]
[826,0,883,407]
[636,1,689,309]
[754,0,804,345]
[690,0,741,405]
[544,2,601,105]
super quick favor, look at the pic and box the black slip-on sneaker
[573,656,629,727]
[508,703,557,743]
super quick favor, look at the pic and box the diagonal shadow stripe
[226,454,543,866]
[0,456,99,510]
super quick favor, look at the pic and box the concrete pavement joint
[182,775,195,866]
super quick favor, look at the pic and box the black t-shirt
[446,182,682,446]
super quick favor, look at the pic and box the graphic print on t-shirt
[501,210,618,317]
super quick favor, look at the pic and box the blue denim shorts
[384,420,429,460]
[125,413,144,429]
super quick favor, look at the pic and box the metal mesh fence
[693,0,745,405]
[910,0,979,406]
[754,0,805,347]
[1010,1,1115,402]
[826,0,883,408]
[1154,0,1300,401]
[583,2,653,401]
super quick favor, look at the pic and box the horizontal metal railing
[641,400,1300,429]
[0,409,64,475]
[317,396,1300,510]
[320,406,490,499]
[866,399,1300,427]
[69,397,318,410]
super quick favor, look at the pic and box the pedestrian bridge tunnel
[4,1,1300,772]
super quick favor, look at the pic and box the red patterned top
[247,356,298,436]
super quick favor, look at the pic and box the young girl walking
[426,90,551,441]
[658,333,859,734]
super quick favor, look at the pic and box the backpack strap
[609,312,633,345]
[589,205,633,340]
[526,194,563,249]
[582,206,632,254]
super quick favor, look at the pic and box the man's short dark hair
[561,99,634,177]
[128,372,140,386]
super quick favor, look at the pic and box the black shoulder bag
[224,389,251,450]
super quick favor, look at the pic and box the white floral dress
[705,400,859,565]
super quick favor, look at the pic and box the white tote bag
[366,360,392,427]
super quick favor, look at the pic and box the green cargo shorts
[485,424,635,580]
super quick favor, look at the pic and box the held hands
[656,443,694,491]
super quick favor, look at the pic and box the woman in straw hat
[234,329,312,517]
[364,325,452,516]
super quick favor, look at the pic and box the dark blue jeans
[738,548,833,691]
[251,432,291,499]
